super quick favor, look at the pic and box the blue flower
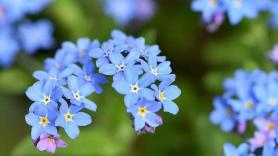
[55,99,92,139]
[26,81,62,114]
[63,76,97,111]
[99,50,141,81]
[223,143,253,156]
[25,110,57,140]
[191,0,224,22]
[140,52,173,83]
[45,48,76,71]
[151,81,181,115]
[223,0,259,25]
[0,28,19,67]
[18,20,54,54]
[89,41,115,67]
[112,70,155,107]
[210,96,236,132]
[128,98,162,131]
[70,62,107,94]
[262,142,278,156]
[254,80,278,115]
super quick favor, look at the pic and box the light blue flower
[210,96,236,132]
[25,110,57,140]
[70,62,107,94]
[18,20,54,54]
[26,81,62,114]
[223,143,253,156]
[151,81,181,115]
[55,99,92,139]
[191,0,224,22]
[63,76,97,111]
[0,28,19,67]
[128,98,162,131]
[223,0,259,25]
[112,70,155,107]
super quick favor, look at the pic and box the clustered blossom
[191,0,278,31]
[0,0,54,67]
[25,30,181,153]
[210,69,278,155]
[103,0,156,26]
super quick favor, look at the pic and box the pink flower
[36,133,67,154]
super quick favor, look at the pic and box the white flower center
[130,83,140,93]
[268,97,278,106]
[117,63,126,71]
[73,90,83,101]
[151,67,158,76]
[64,111,74,122]
[42,95,51,105]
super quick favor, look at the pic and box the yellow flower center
[210,0,217,6]
[48,137,55,143]
[268,97,278,106]
[245,101,254,110]
[64,112,74,122]
[138,107,148,116]
[151,68,158,76]
[267,123,275,130]
[158,91,166,101]
[39,116,49,127]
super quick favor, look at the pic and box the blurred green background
[1,0,278,155]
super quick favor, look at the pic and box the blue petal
[33,71,48,80]
[164,85,181,101]
[74,112,92,126]
[55,115,66,127]
[82,98,97,111]
[157,61,172,74]
[65,122,80,139]
[139,88,155,101]
[46,125,58,136]
[25,113,39,126]
[109,52,123,65]
[134,116,145,131]
[59,99,69,114]
[89,48,104,58]
[162,101,179,115]
[26,81,43,101]
[68,76,79,91]
[145,113,161,127]
[31,125,42,140]
[99,64,117,75]
[112,80,130,94]
[146,101,162,112]
[79,83,94,97]
[124,93,139,107]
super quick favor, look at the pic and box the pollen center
[84,75,91,81]
[138,107,148,116]
[245,101,254,110]
[73,91,82,101]
[39,116,49,127]
[130,84,140,93]
[151,68,158,76]
[268,97,278,106]
[117,63,126,71]
[267,123,275,130]
[210,0,217,6]
[64,112,74,122]
[48,137,55,143]
[42,95,51,105]
[158,91,166,101]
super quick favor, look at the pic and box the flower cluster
[191,0,278,31]
[210,69,278,155]
[0,0,54,67]
[103,0,156,26]
[25,30,181,153]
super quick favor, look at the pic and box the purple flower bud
[269,45,278,64]
[236,122,247,134]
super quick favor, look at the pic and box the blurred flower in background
[0,0,53,67]
[103,0,156,26]
[191,0,278,31]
